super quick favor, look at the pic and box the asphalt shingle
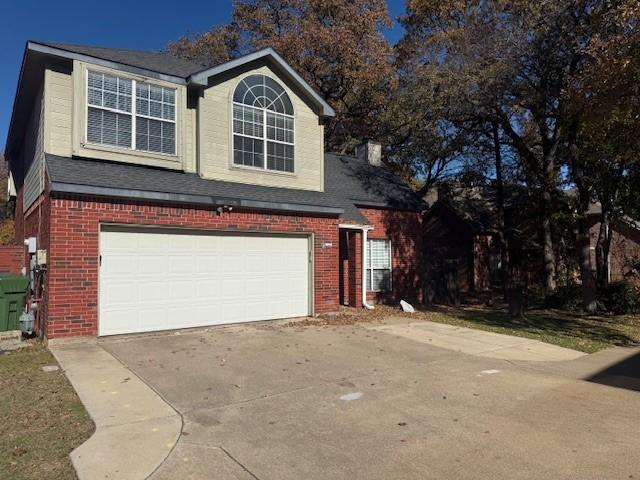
[36,41,206,78]
[324,153,425,216]
[45,153,424,224]
[45,154,347,212]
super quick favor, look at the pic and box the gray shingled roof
[37,42,206,78]
[46,155,344,215]
[45,154,425,224]
[325,153,425,213]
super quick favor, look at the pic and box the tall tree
[563,0,640,289]
[169,0,395,153]
[399,0,616,298]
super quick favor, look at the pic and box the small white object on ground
[41,365,60,372]
[340,392,363,401]
[477,369,500,376]
[400,300,415,313]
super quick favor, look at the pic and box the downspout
[362,226,375,310]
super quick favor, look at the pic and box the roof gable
[190,48,334,117]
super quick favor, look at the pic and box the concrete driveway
[101,317,640,480]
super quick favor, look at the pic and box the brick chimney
[356,140,382,166]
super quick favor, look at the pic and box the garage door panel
[137,256,167,275]
[101,282,139,307]
[99,227,310,335]
[197,255,220,273]
[138,281,172,303]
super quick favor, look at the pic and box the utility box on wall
[36,250,47,266]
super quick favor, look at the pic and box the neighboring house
[4,41,424,338]
[424,185,640,297]
[586,204,640,283]
[423,185,543,296]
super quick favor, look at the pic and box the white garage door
[99,226,311,336]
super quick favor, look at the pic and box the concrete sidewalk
[368,319,587,361]
[50,341,182,480]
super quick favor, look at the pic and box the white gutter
[339,223,375,310]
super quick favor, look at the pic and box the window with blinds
[86,71,176,155]
[367,239,392,292]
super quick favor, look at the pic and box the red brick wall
[45,195,340,338]
[359,208,423,304]
[348,230,363,307]
[338,229,364,308]
[0,246,25,274]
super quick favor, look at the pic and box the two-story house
[5,41,425,338]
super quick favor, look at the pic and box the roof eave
[188,47,335,118]
[4,42,30,158]
[27,41,188,84]
[49,181,344,217]
[352,200,425,212]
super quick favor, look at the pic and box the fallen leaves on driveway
[285,305,413,327]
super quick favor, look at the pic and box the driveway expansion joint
[220,446,262,480]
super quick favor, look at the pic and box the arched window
[232,74,294,173]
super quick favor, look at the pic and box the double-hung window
[232,74,294,173]
[87,70,176,155]
[367,239,392,292]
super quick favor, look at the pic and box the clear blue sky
[1,0,406,149]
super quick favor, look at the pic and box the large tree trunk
[492,122,510,301]
[541,138,559,294]
[499,116,557,293]
[596,208,612,288]
[577,214,598,312]
[569,125,597,312]
[540,184,557,293]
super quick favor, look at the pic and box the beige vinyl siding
[182,107,197,173]
[23,87,45,211]
[199,65,324,192]
[44,69,73,156]
[43,60,195,172]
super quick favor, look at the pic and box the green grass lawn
[423,306,640,353]
[0,345,93,480]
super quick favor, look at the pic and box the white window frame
[367,238,393,292]
[231,75,295,174]
[85,70,177,156]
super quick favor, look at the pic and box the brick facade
[19,190,426,338]
[338,229,363,307]
[359,208,424,304]
[23,193,340,338]
[0,246,25,274]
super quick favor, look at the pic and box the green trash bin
[0,275,30,332]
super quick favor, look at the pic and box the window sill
[230,163,297,178]
[80,142,181,162]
